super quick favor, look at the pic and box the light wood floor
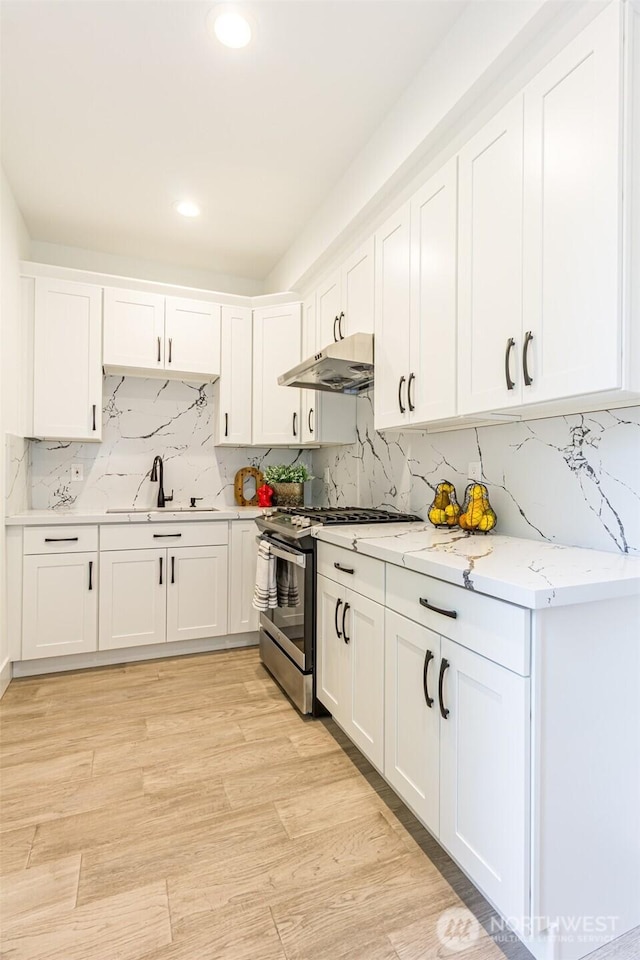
[0,647,637,960]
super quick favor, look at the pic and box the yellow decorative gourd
[428,481,461,528]
[459,482,497,533]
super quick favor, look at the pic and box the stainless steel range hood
[278,333,374,394]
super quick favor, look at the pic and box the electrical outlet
[71,463,84,482]
[468,461,482,482]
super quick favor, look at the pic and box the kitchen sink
[105,507,220,514]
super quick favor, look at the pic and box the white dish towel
[252,539,277,611]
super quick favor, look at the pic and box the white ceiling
[1,1,466,282]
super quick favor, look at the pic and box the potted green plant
[263,464,313,507]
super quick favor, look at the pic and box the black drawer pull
[88,560,93,591]
[334,598,343,638]
[171,556,175,584]
[523,331,534,386]
[423,649,434,708]
[342,602,350,643]
[159,556,163,585]
[438,658,450,719]
[334,562,354,574]
[153,533,182,538]
[44,537,79,542]
[505,337,516,390]
[419,597,457,619]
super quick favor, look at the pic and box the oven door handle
[256,536,307,568]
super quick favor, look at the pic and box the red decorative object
[257,484,274,507]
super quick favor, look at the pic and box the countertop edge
[5,509,264,526]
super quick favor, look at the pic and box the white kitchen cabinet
[315,237,375,347]
[316,573,347,720]
[22,552,98,659]
[99,548,167,650]
[439,635,530,926]
[384,609,440,836]
[166,545,228,642]
[252,302,302,446]
[341,589,385,772]
[103,288,165,372]
[229,521,259,634]
[214,305,253,446]
[32,278,103,441]
[458,96,525,415]
[164,297,220,378]
[316,271,342,348]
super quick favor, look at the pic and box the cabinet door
[252,304,302,446]
[22,552,98,660]
[99,549,166,650]
[229,522,259,634]
[458,97,524,415]
[316,574,348,722]
[103,288,165,372]
[522,2,622,403]
[165,298,221,377]
[316,271,341,347]
[301,295,319,445]
[342,589,385,772]
[410,158,458,424]
[166,546,228,642]
[385,610,440,835]
[374,203,411,430]
[216,305,253,445]
[341,237,375,337]
[33,279,102,440]
[439,637,530,923]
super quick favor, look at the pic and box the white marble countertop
[5,506,265,526]
[313,523,640,609]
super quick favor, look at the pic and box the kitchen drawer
[317,542,384,604]
[23,525,98,555]
[385,564,530,676]
[100,521,229,552]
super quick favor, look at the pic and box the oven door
[257,534,312,672]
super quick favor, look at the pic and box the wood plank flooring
[1,647,638,960]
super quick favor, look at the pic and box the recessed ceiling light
[173,200,201,218]
[209,8,252,49]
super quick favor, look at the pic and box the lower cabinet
[22,552,98,659]
[228,521,259,634]
[166,546,228,642]
[99,548,167,650]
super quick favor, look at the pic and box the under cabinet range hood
[278,333,374,394]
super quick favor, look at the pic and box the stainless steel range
[255,506,421,715]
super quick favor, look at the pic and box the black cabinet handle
[168,337,172,363]
[419,597,457,620]
[44,537,79,542]
[505,337,516,390]
[159,556,163,585]
[523,331,534,386]
[88,560,93,591]
[438,658,450,719]
[333,316,338,342]
[153,533,182,538]
[308,408,314,434]
[171,556,175,584]
[342,602,350,643]
[398,375,406,414]
[92,404,97,432]
[334,562,354,574]
[292,411,298,438]
[334,598,343,638]
[337,311,345,339]
[157,336,161,363]
[407,373,415,412]
[423,649,434,708]
[224,412,229,438]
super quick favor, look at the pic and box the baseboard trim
[0,658,12,699]
[11,632,259,678]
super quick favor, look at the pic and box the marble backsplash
[5,433,29,517]
[311,396,640,555]
[27,377,311,512]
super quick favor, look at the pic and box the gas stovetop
[256,506,422,541]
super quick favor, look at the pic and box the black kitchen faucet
[150,456,173,508]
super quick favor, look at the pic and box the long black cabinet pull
[438,658,450,719]
[337,312,345,339]
[398,376,406,414]
[334,562,354,574]
[504,337,516,390]
[153,533,182,538]
[292,412,298,438]
[92,404,97,432]
[407,373,416,412]
[342,602,350,644]
[308,408,314,434]
[334,598,343,639]
[157,336,161,362]
[44,537,79,542]
[423,650,434,708]
[419,597,457,620]
[168,338,173,363]
[88,560,93,591]
[523,331,534,386]
[171,556,175,584]
[224,412,229,438]
[159,557,163,585]
[333,316,338,342]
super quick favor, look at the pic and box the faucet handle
[165,490,174,503]
[190,497,203,508]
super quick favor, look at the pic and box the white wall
[1,167,31,692]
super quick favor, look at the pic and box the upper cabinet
[214,304,253,446]
[315,237,375,348]
[252,303,302,446]
[103,288,221,381]
[32,278,103,441]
